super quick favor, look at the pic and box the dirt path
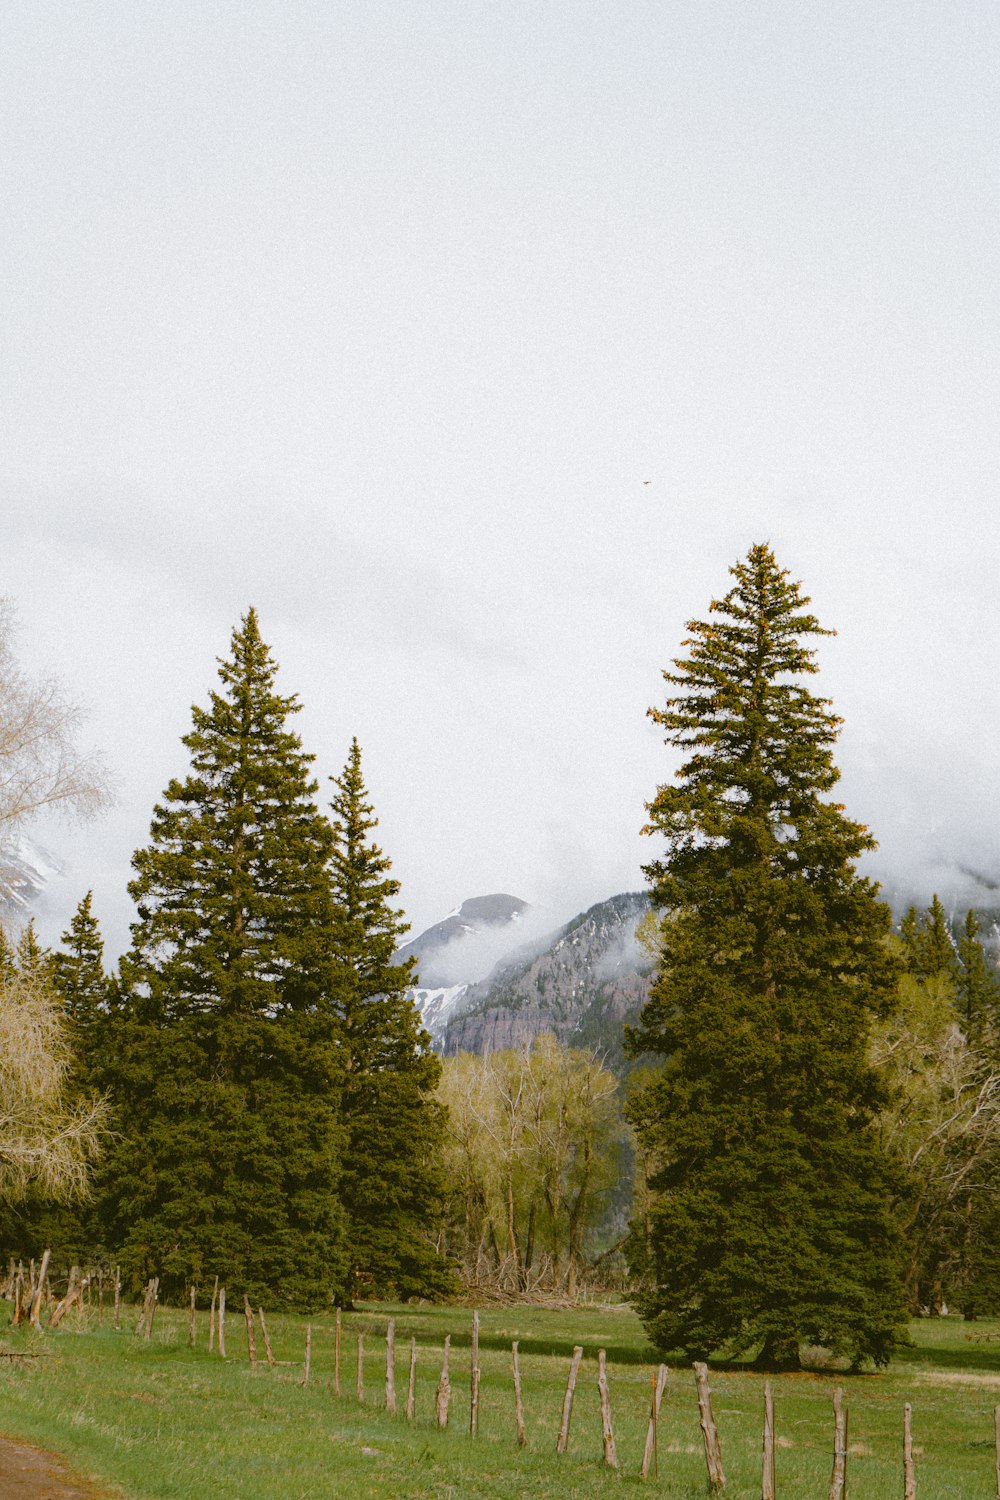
[0,1438,119,1500]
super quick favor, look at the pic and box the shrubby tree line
[4,552,1000,1358]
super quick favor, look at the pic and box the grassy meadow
[2,1298,1000,1497]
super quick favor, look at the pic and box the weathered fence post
[512,1341,526,1447]
[903,1402,915,1500]
[406,1338,417,1422]
[693,1362,725,1492]
[829,1387,847,1500]
[598,1349,618,1469]
[436,1335,451,1428]
[98,1267,104,1328]
[189,1285,197,1348]
[135,1279,149,1336]
[470,1311,480,1437]
[303,1323,312,1385]
[113,1265,121,1331]
[641,1364,668,1480]
[142,1277,159,1342]
[556,1346,584,1454]
[762,1381,775,1500]
[218,1286,226,1358]
[209,1276,219,1353]
[357,1333,365,1401]
[258,1307,275,1367]
[385,1319,396,1412]
[995,1405,1000,1500]
[243,1295,257,1367]
[29,1250,50,1330]
[334,1307,341,1397]
[50,1266,80,1329]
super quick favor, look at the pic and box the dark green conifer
[52,892,108,1081]
[327,739,451,1301]
[956,909,1000,1041]
[628,543,907,1370]
[107,610,344,1305]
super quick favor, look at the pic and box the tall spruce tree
[327,739,451,1301]
[628,543,907,1369]
[106,610,344,1305]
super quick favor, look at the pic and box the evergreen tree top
[645,542,872,888]
[127,609,333,1020]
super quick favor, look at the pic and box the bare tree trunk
[385,1319,396,1413]
[512,1341,526,1447]
[762,1381,775,1500]
[243,1295,257,1367]
[641,1364,668,1480]
[694,1362,725,1492]
[597,1349,618,1469]
[556,1346,584,1454]
[436,1335,451,1428]
[406,1338,417,1423]
[258,1308,275,1367]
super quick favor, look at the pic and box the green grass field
[3,1298,1000,1497]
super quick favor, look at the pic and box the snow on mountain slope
[0,834,64,925]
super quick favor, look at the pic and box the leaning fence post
[512,1341,526,1447]
[597,1348,618,1469]
[436,1335,451,1428]
[641,1364,668,1480]
[762,1380,775,1500]
[258,1307,275,1367]
[556,1346,584,1454]
[693,1362,725,1492]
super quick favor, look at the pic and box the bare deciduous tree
[0,598,111,836]
[0,962,109,1202]
[438,1035,622,1297]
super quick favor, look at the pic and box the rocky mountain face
[0,835,63,928]
[440,891,653,1071]
[399,893,532,1042]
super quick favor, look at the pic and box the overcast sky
[3,2,999,957]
